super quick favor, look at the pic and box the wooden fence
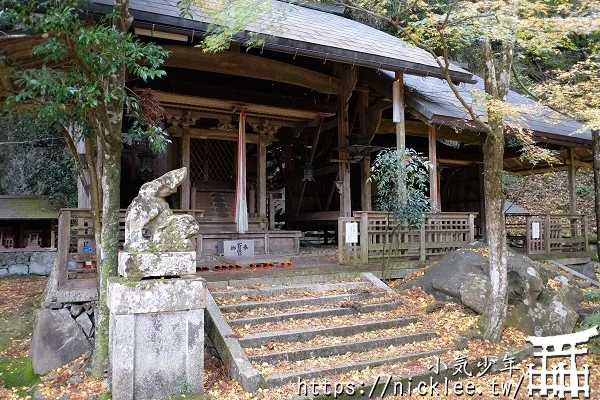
[338,212,477,264]
[56,208,204,289]
[506,213,589,257]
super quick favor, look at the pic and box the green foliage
[502,172,522,195]
[581,312,600,354]
[32,154,77,207]
[576,184,594,199]
[3,0,170,152]
[369,148,432,228]
[584,290,600,303]
[589,233,598,245]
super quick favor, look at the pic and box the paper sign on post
[345,222,358,244]
[531,221,540,239]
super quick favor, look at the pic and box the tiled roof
[0,196,60,220]
[503,201,529,215]
[382,71,591,144]
[89,0,473,82]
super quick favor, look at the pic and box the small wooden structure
[0,196,58,251]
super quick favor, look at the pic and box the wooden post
[478,164,486,237]
[338,218,344,264]
[248,185,256,217]
[468,213,475,242]
[268,192,275,230]
[181,128,191,210]
[258,131,267,220]
[77,138,91,209]
[57,210,71,289]
[50,220,56,249]
[419,221,426,261]
[337,65,357,217]
[584,215,590,253]
[360,212,369,263]
[545,214,551,254]
[568,147,577,214]
[428,125,439,211]
[525,216,531,255]
[361,159,372,211]
[393,71,406,204]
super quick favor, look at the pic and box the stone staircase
[206,273,452,392]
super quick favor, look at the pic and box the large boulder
[29,252,57,276]
[506,283,583,336]
[30,309,92,375]
[403,243,582,337]
[569,262,599,282]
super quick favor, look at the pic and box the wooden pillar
[359,91,372,212]
[428,125,439,212]
[568,147,577,214]
[361,159,372,211]
[181,128,191,210]
[258,131,267,219]
[268,192,275,230]
[393,71,406,203]
[337,65,357,217]
[478,163,486,237]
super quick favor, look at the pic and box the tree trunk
[92,140,121,376]
[593,128,600,249]
[481,122,508,342]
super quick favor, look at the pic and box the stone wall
[0,251,56,276]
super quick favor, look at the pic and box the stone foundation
[118,251,195,279]
[108,277,206,400]
[0,250,57,276]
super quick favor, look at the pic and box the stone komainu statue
[124,167,200,252]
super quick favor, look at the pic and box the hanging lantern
[302,165,314,182]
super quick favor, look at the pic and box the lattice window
[206,140,235,181]
[189,139,204,181]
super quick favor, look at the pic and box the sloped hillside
[504,168,596,231]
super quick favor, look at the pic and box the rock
[576,281,593,289]
[82,302,92,311]
[459,276,489,314]
[8,264,29,275]
[70,304,84,317]
[555,275,569,285]
[418,243,543,308]
[68,375,83,385]
[32,388,45,400]
[75,313,94,337]
[29,309,92,375]
[506,284,583,337]
[58,394,71,400]
[0,268,7,276]
[453,336,468,350]
[14,252,30,264]
[48,302,62,309]
[29,252,57,275]
[569,262,599,282]
[69,363,83,372]
[425,300,446,313]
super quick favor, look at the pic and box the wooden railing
[506,213,589,257]
[56,208,204,289]
[338,212,477,264]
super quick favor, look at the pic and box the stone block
[118,251,195,279]
[8,264,29,275]
[70,304,84,317]
[29,252,57,275]
[0,268,7,276]
[108,277,206,315]
[30,309,92,375]
[75,312,94,337]
[108,277,206,400]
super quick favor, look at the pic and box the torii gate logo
[526,326,599,398]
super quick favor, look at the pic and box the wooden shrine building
[0,0,593,280]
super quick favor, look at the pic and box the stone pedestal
[108,277,206,400]
[118,251,195,279]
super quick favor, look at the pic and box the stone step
[212,280,372,299]
[227,301,404,327]
[265,348,449,387]
[238,317,418,348]
[249,331,436,365]
[218,293,364,313]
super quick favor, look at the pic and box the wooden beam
[428,125,439,211]
[258,131,267,219]
[377,119,485,145]
[337,65,358,217]
[163,45,340,95]
[568,147,577,214]
[144,90,333,121]
[181,128,191,210]
[296,118,324,216]
[184,128,260,144]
